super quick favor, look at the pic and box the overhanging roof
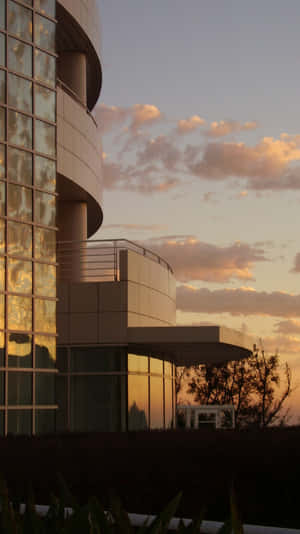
[127,325,253,366]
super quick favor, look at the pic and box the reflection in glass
[0,219,5,254]
[71,347,124,372]
[128,374,148,430]
[34,227,55,262]
[0,294,4,329]
[150,376,164,429]
[164,361,172,377]
[8,73,32,113]
[128,353,148,373]
[0,34,5,66]
[35,410,55,434]
[8,1,32,41]
[71,375,124,432]
[35,14,55,52]
[35,191,55,226]
[0,107,5,141]
[164,378,173,429]
[150,357,163,375]
[36,373,55,405]
[35,85,55,122]
[0,69,5,103]
[8,111,32,148]
[7,221,32,258]
[8,37,32,76]
[35,335,56,368]
[36,0,55,18]
[8,372,32,404]
[56,347,67,372]
[35,155,55,192]
[8,147,32,185]
[8,332,32,368]
[8,295,32,331]
[0,0,5,30]
[7,410,32,434]
[0,373,3,404]
[35,263,55,297]
[35,299,55,333]
[56,375,67,431]
[8,184,32,221]
[35,49,55,87]
[0,257,4,291]
[8,258,32,294]
[0,181,5,215]
[0,331,4,366]
[0,144,4,179]
[35,120,55,156]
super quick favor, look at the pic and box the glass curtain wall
[0,0,57,435]
[56,348,176,432]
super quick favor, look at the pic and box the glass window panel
[7,295,32,330]
[35,155,55,192]
[8,332,32,368]
[35,14,55,52]
[7,409,32,434]
[35,262,55,297]
[0,294,4,329]
[35,120,55,156]
[35,335,55,368]
[0,331,4,367]
[164,361,172,377]
[35,409,55,434]
[70,375,125,432]
[71,347,124,373]
[0,69,5,103]
[128,353,148,373]
[34,227,55,262]
[35,49,55,87]
[8,183,32,221]
[0,144,5,179]
[8,37,32,76]
[150,375,164,429]
[35,190,55,226]
[8,73,32,113]
[0,181,5,215]
[128,374,148,430]
[0,373,4,403]
[36,373,55,404]
[21,0,32,5]
[8,110,32,149]
[0,219,5,255]
[36,0,55,18]
[0,257,4,291]
[150,357,163,375]
[0,33,5,66]
[56,347,67,372]
[8,258,32,294]
[7,221,32,258]
[8,372,32,404]
[0,107,5,141]
[35,298,55,333]
[56,375,67,431]
[35,85,55,122]
[8,147,32,185]
[0,0,5,30]
[164,378,173,429]
[8,1,32,41]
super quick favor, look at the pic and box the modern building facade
[0,0,253,435]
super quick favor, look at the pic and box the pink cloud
[206,120,258,138]
[177,115,206,135]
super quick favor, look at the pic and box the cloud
[102,223,168,232]
[177,115,206,135]
[143,236,268,282]
[95,103,162,135]
[185,135,300,190]
[274,319,300,335]
[206,120,258,138]
[130,104,162,131]
[291,252,300,273]
[262,335,300,355]
[96,104,129,134]
[137,135,181,171]
[176,286,300,318]
[102,160,180,194]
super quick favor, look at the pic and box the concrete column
[57,51,87,105]
[57,201,87,282]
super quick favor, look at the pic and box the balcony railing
[57,239,173,282]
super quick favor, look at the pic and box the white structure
[178,405,235,430]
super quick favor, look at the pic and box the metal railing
[57,239,173,282]
[56,78,98,128]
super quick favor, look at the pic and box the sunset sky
[96,0,300,419]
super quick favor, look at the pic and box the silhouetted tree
[178,349,292,429]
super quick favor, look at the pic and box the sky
[95,0,300,420]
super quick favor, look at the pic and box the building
[0,0,253,435]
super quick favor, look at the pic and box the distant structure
[177,405,235,430]
[0,0,253,435]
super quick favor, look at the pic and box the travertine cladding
[121,250,176,327]
[57,0,101,61]
[57,87,103,226]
